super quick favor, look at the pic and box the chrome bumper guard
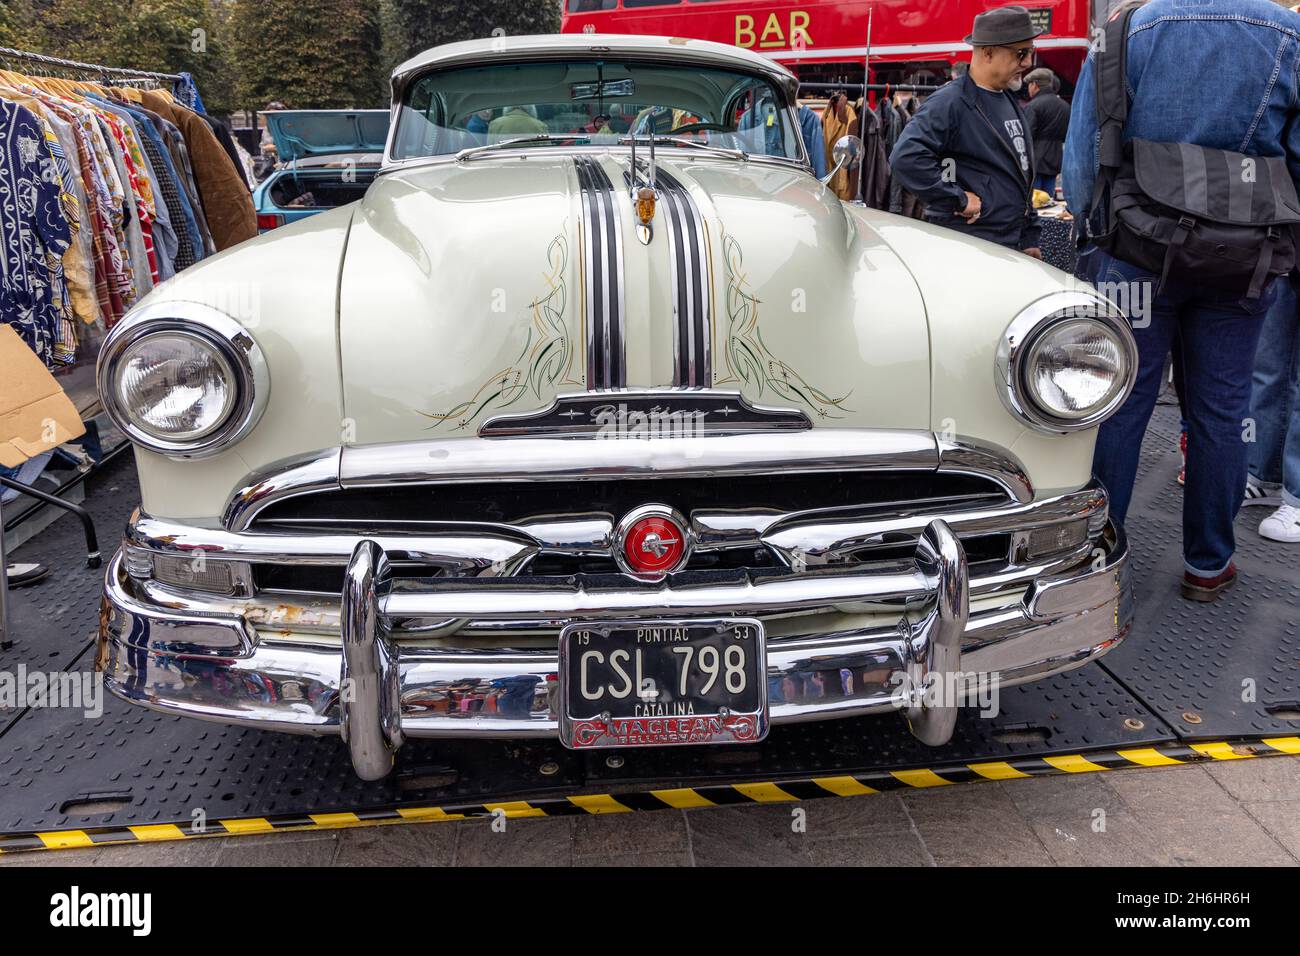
[98,518,1131,781]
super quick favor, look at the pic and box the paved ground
[2,754,1297,866]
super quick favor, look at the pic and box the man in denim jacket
[1063,0,1300,601]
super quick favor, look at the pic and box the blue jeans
[1249,277,1300,507]
[0,451,52,505]
[1090,251,1274,575]
[1033,173,1057,196]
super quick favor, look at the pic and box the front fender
[859,209,1101,500]
[122,205,355,522]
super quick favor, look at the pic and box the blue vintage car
[252,109,390,231]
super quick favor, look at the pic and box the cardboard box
[0,324,86,468]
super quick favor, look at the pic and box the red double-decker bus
[562,1,1110,93]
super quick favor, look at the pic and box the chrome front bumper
[98,516,1132,780]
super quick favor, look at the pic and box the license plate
[558,618,768,749]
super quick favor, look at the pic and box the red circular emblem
[622,515,687,576]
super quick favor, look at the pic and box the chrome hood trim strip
[655,165,713,387]
[629,160,713,387]
[574,156,625,389]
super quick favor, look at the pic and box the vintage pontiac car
[96,34,1136,780]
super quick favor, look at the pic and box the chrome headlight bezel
[97,302,269,459]
[996,291,1137,434]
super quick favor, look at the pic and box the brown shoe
[1181,563,1237,602]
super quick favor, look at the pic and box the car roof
[391,33,799,100]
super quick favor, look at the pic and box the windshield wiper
[455,135,587,162]
[619,135,747,162]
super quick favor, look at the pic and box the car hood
[337,153,933,443]
[264,110,391,162]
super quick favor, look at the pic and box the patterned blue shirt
[0,98,72,367]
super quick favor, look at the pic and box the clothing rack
[0,46,179,632]
[0,45,182,84]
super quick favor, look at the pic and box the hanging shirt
[118,102,197,271]
[39,107,99,326]
[159,118,215,255]
[91,95,179,280]
[67,101,136,309]
[32,111,80,362]
[95,110,153,299]
[96,107,159,289]
[797,106,827,178]
[127,114,178,280]
[172,73,206,114]
[39,94,130,326]
[0,98,72,367]
[120,103,202,270]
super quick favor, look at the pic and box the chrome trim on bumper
[149,483,1106,571]
[97,521,1131,779]
[340,541,403,780]
[121,481,1105,649]
[904,521,967,746]
[119,481,1107,639]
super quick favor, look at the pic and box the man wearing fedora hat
[890,5,1045,256]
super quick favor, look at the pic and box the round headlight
[997,292,1138,433]
[98,303,269,458]
[116,332,237,441]
[1022,319,1129,421]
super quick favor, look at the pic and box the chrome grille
[245,470,1012,590]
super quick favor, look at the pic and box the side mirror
[820,135,863,183]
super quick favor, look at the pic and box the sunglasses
[1001,45,1035,61]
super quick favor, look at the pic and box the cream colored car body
[98,34,1132,779]
[134,156,1091,523]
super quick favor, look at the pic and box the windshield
[391,58,800,162]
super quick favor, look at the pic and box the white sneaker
[1259,504,1300,543]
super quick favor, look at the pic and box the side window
[422,92,445,154]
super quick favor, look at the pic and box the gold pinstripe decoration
[1,737,1295,855]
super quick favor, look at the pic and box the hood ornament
[630,114,657,245]
[634,187,656,244]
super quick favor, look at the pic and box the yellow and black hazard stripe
[2,736,1296,855]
